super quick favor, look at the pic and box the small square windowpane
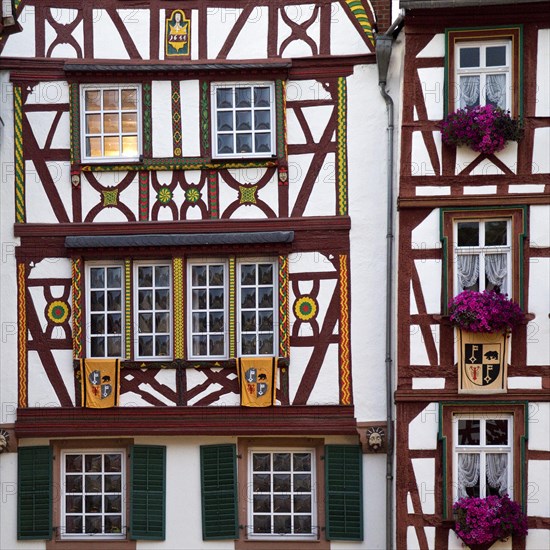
[121,89,137,110]
[255,133,271,154]
[209,335,224,355]
[85,90,101,111]
[106,267,121,288]
[459,47,480,68]
[192,335,207,356]
[273,453,291,471]
[458,222,479,247]
[218,134,234,154]
[121,113,137,133]
[86,137,102,157]
[66,454,83,473]
[255,111,271,131]
[139,335,153,356]
[66,515,83,534]
[86,114,101,134]
[107,336,121,357]
[486,46,507,67]
[253,453,270,471]
[253,515,271,534]
[209,265,225,286]
[155,266,170,287]
[242,334,257,355]
[241,265,256,285]
[458,419,480,445]
[217,111,233,132]
[104,136,120,157]
[486,419,508,445]
[236,111,252,131]
[254,87,271,107]
[103,113,119,133]
[274,515,291,534]
[258,334,273,355]
[192,266,207,286]
[103,90,119,110]
[235,87,251,108]
[253,494,271,513]
[236,134,252,154]
[485,221,508,246]
[217,88,233,109]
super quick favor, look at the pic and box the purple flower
[449,290,524,333]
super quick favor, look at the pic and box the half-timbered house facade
[0,1,397,548]
[397,1,550,548]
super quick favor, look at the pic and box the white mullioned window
[248,449,316,539]
[87,264,124,358]
[238,260,277,357]
[454,40,511,110]
[61,450,125,538]
[135,262,172,359]
[188,260,227,359]
[212,82,275,158]
[454,218,511,295]
[453,414,513,501]
[81,84,141,162]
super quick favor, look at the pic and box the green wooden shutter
[130,445,166,540]
[18,446,52,540]
[200,444,238,540]
[325,444,363,541]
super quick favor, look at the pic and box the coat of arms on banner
[458,330,508,394]
[244,368,269,398]
[237,357,276,407]
[88,370,113,400]
[80,359,120,408]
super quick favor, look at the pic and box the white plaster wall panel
[180,80,200,157]
[28,258,71,280]
[191,10,199,61]
[411,458,435,514]
[529,403,550,451]
[409,404,439,450]
[302,152,337,217]
[494,142,518,173]
[26,81,69,106]
[528,460,550,517]
[0,71,19,414]
[407,492,414,513]
[456,151,507,177]
[118,9,150,60]
[186,369,239,406]
[0,6,35,57]
[45,9,83,58]
[218,173,277,220]
[414,259,442,313]
[120,391,154,407]
[28,287,48,332]
[288,153,313,213]
[158,9,166,60]
[278,5,321,58]
[359,455,387,550]
[532,127,550,173]
[463,185,498,194]
[287,108,308,144]
[50,112,70,149]
[526,529,550,550]
[347,62,393,422]
[509,184,546,193]
[527,259,550,366]
[406,526,421,550]
[26,111,58,149]
[93,10,130,59]
[0,454,24,550]
[410,324,439,365]
[306,343,340,404]
[287,79,332,103]
[416,185,451,196]
[536,29,550,117]
[289,251,337,274]
[92,207,132,223]
[135,383,176,406]
[411,209,441,250]
[226,7,269,60]
[290,278,338,340]
[207,8,242,59]
[27,350,74,407]
[299,105,335,144]
[508,377,542,389]
[288,345,313,403]
[417,67,445,120]
[529,204,550,248]
[151,81,173,158]
[448,528,464,549]
[330,2,372,56]
[414,105,419,121]
[412,377,445,390]
[417,33,444,57]
[48,160,72,220]
[411,131,441,177]
[410,281,419,314]
[25,161,59,223]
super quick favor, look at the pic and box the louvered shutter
[325,445,363,540]
[200,444,238,540]
[17,446,52,540]
[130,445,166,540]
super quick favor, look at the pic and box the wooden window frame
[236,438,330,550]
[211,82,276,159]
[445,26,522,117]
[440,207,527,311]
[80,84,142,164]
[439,403,527,519]
[48,439,136,550]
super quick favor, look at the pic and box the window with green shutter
[130,445,166,540]
[18,446,52,540]
[325,444,363,541]
[200,444,238,540]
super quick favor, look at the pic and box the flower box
[440,105,523,155]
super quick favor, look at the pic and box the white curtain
[457,254,480,289]
[485,253,507,293]
[486,454,508,495]
[459,76,480,108]
[457,453,480,499]
[486,74,507,109]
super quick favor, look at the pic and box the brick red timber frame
[396,3,550,549]
[14,406,358,438]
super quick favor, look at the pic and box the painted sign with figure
[165,10,190,57]
[458,330,508,394]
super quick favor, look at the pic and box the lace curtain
[486,453,508,495]
[459,76,480,109]
[486,253,508,293]
[486,74,507,109]
[457,453,508,498]
[457,454,480,499]
[457,255,480,290]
